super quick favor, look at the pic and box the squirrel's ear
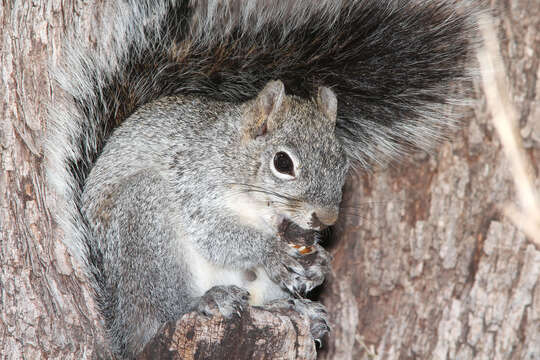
[243,80,286,139]
[316,86,337,128]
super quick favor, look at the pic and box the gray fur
[80,91,346,357]
[45,0,481,358]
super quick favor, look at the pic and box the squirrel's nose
[310,209,339,229]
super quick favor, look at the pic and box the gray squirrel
[46,0,481,358]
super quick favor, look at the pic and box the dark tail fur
[47,0,480,268]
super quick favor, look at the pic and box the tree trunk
[1,1,113,358]
[1,1,538,359]
[320,0,540,359]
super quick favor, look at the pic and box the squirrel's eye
[273,151,295,176]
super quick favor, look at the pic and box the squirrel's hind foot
[266,298,330,344]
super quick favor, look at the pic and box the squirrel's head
[227,80,349,233]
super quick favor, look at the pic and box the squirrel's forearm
[188,212,278,269]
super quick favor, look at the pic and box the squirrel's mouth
[277,218,319,255]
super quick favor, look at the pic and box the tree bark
[319,1,540,359]
[1,1,113,359]
[136,307,316,360]
[1,0,538,359]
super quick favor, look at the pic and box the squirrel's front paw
[266,244,331,296]
[266,298,330,344]
[195,285,250,318]
[292,244,331,292]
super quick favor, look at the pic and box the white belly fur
[183,241,288,306]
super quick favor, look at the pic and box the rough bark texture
[319,0,540,359]
[1,1,113,359]
[1,0,538,360]
[137,307,316,360]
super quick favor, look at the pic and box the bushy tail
[46,0,481,267]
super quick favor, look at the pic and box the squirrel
[46,0,481,358]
